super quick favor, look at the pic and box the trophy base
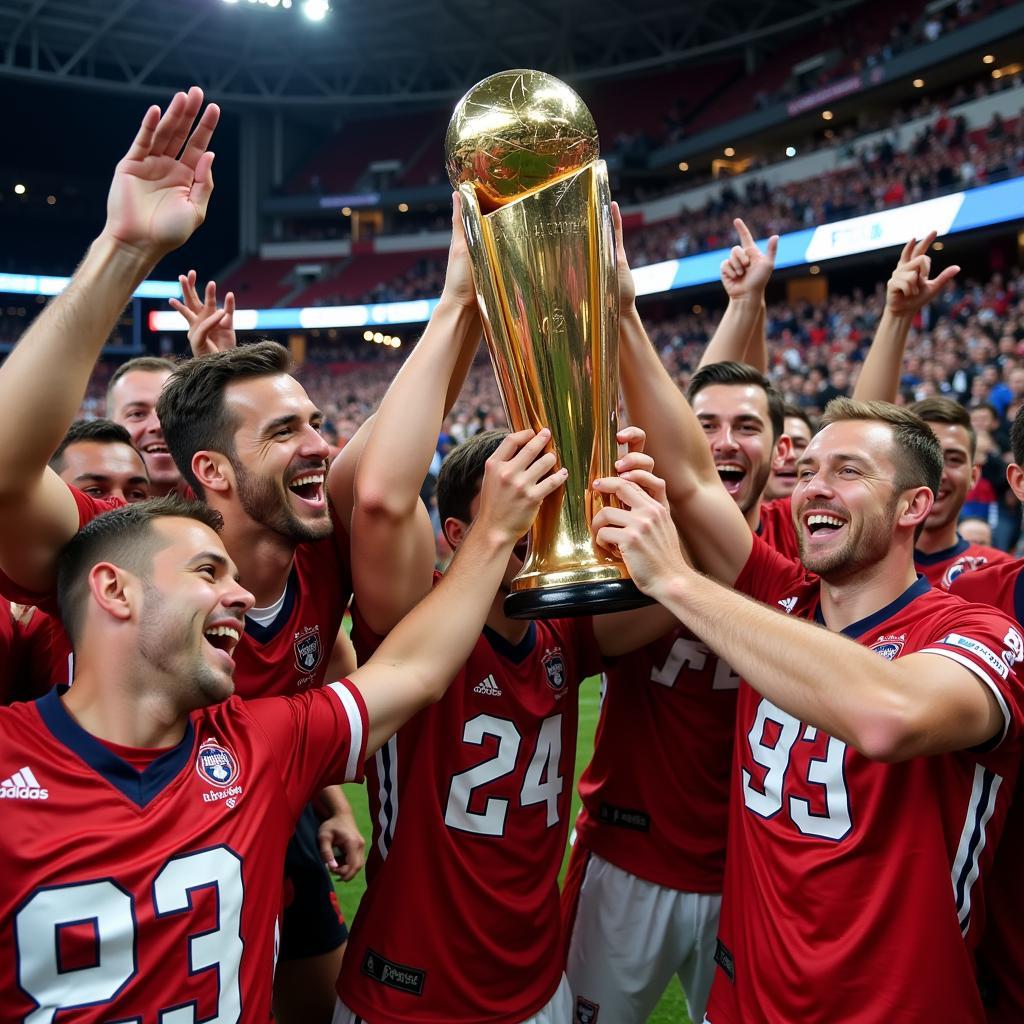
[504,579,655,620]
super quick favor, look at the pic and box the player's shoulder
[67,483,125,525]
[950,556,1023,612]
[910,584,1021,639]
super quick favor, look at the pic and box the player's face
[769,415,813,498]
[793,420,916,580]
[692,384,778,514]
[224,374,332,542]
[923,423,976,532]
[109,370,179,490]
[57,441,151,503]
[136,518,253,708]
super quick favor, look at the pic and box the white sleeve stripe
[328,681,365,781]
[919,647,1011,744]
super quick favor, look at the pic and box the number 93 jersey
[0,682,367,1024]
[706,536,1024,1024]
[339,603,603,1024]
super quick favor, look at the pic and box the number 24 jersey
[706,536,1024,1024]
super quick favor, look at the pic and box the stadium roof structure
[0,0,866,108]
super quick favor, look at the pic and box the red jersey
[952,560,1024,1023]
[339,603,603,1024]
[575,626,737,892]
[0,603,26,705]
[915,536,1013,591]
[0,680,367,1023]
[757,495,799,559]
[706,536,1024,1024]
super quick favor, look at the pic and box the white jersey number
[650,636,739,691]
[742,698,852,841]
[444,713,564,836]
[15,846,244,1024]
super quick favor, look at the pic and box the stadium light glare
[993,69,1003,79]
[398,202,409,212]
[983,54,995,64]
[13,184,25,195]
[809,265,821,275]
[677,161,689,172]
[933,241,944,251]
[723,147,735,157]
[822,110,833,121]
[46,195,56,205]
[785,146,796,158]
[363,330,373,341]
[913,78,925,88]
[302,0,329,20]
[342,206,352,216]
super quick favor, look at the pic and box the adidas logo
[473,674,502,697]
[0,766,48,800]
[778,597,798,614]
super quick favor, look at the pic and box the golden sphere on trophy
[445,69,599,212]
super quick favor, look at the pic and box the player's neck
[817,544,920,633]
[485,591,532,645]
[218,514,298,607]
[914,521,960,555]
[61,667,189,749]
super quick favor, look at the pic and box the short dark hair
[436,430,507,528]
[821,398,943,497]
[910,396,977,459]
[686,361,785,440]
[782,402,814,434]
[49,419,136,472]
[156,342,291,497]
[1011,405,1024,467]
[106,357,176,410]
[56,497,224,646]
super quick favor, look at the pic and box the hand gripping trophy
[446,69,652,618]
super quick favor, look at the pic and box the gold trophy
[446,69,653,618]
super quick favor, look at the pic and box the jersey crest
[942,555,990,590]
[542,647,567,693]
[293,624,324,674]
[195,741,240,788]
[871,633,906,660]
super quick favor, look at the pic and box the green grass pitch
[334,676,693,1023]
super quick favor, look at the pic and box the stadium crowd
[5,60,1024,1024]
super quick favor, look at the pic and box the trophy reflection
[446,69,653,618]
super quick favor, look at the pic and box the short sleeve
[734,533,812,605]
[246,680,369,817]
[919,609,1024,747]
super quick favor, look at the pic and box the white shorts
[565,850,721,1024]
[332,974,573,1024]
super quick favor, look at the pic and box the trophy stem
[504,580,654,620]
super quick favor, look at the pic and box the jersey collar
[814,574,932,639]
[244,565,298,644]
[914,536,969,566]
[484,621,538,664]
[36,688,195,808]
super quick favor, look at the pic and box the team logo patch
[942,555,989,590]
[575,997,600,1023]
[542,647,566,692]
[871,641,903,660]
[293,625,323,674]
[195,741,240,789]
[361,948,426,995]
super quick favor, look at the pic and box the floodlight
[302,0,329,20]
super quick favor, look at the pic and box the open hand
[440,193,480,310]
[610,201,637,314]
[168,269,236,357]
[103,87,219,260]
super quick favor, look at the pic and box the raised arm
[699,217,778,372]
[0,88,218,593]
[594,470,1009,762]
[347,196,482,635]
[615,207,753,586]
[853,233,960,403]
[349,429,566,757]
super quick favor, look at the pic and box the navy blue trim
[244,566,298,644]
[914,537,969,567]
[1013,565,1024,627]
[954,767,996,933]
[814,575,931,639]
[37,688,195,809]
[483,621,537,664]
